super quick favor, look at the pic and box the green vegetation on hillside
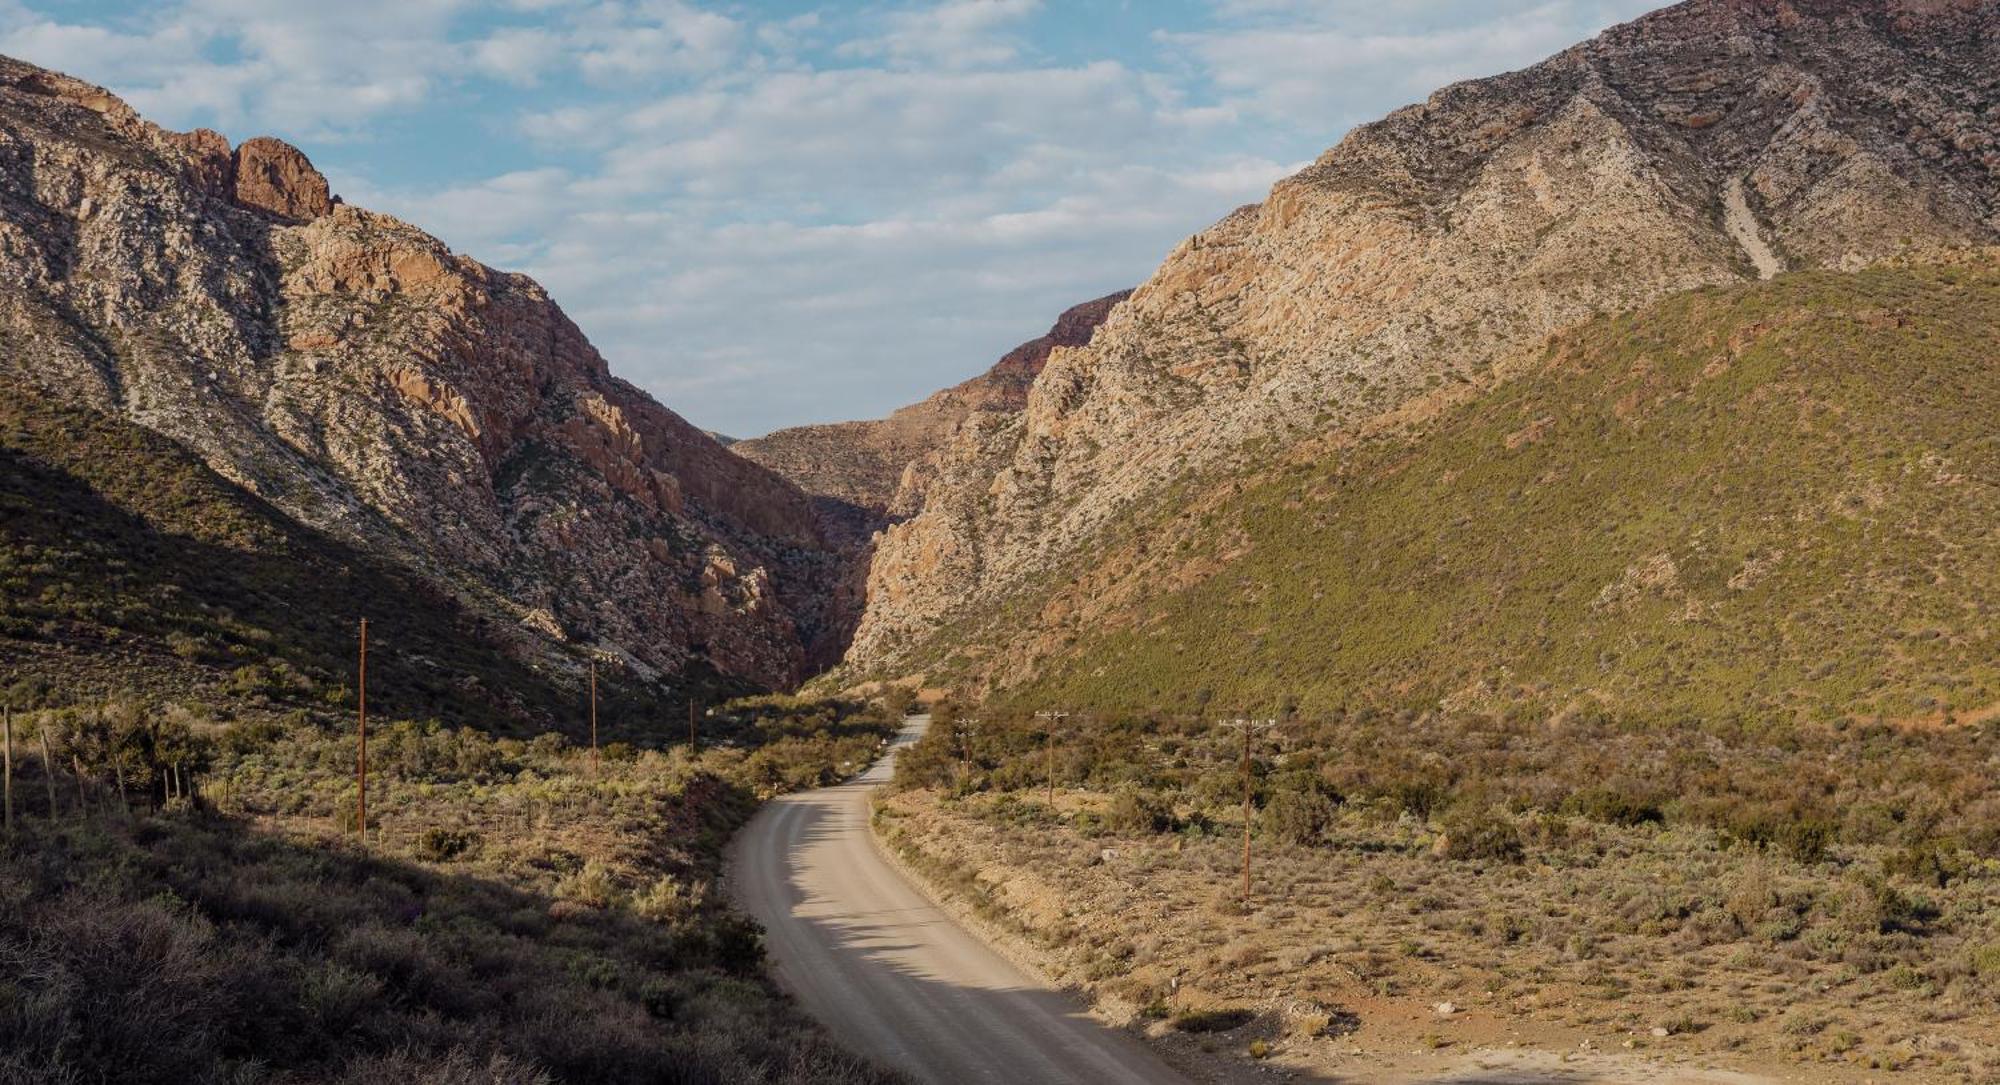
[997,262,2000,722]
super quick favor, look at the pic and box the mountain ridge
[0,54,840,697]
[970,256,2000,721]
[839,0,2000,682]
[733,290,1130,532]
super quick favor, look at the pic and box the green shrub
[1172,1007,1255,1033]
[1106,787,1177,835]
[1564,785,1665,827]
[410,827,478,863]
[1260,779,1339,845]
[555,861,618,908]
[1435,806,1525,863]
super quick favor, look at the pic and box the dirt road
[726,715,1188,1085]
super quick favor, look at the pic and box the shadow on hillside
[0,803,906,1084]
[0,404,754,736]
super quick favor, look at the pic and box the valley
[2,0,2000,1082]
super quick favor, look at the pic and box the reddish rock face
[985,291,1132,392]
[0,54,836,693]
[231,135,332,221]
[175,128,234,198]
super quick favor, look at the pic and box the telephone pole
[588,658,599,778]
[689,697,698,753]
[1033,710,1069,808]
[957,717,978,789]
[356,618,369,846]
[1223,718,1276,903]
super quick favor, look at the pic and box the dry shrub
[1433,806,1524,863]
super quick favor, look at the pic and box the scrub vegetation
[882,704,2000,1077]
[877,262,2000,1079]
[0,693,904,1084]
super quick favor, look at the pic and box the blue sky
[0,0,1662,436]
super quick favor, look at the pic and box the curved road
[727,715,1188,1085]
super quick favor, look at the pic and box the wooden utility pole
[957,717,977,788]
[1241,721,1251,901]
[1224,718,1276,903]
[4,706,13,834]
[356,618,368,845]
[111,750,128,821]
[1033,711,1069,808]
[689,698,698,753]
[38,726,56,817]
[1046,730,1055,807]
[588,658,599,778]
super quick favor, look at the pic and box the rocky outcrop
[843,0,2000,676]
[166,128,334,222]
[0,54,834,691]
[734,290,1129,527]
[231,135,333,221]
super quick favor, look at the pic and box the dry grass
[0,696,908,1084]
[879,708,2000,1081]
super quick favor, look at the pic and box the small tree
[1107,786,1177,835]
[1261,778,1340,846]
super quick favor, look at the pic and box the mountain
[840,0,2000,684]
[734,291,1129,537]
[0,56,841,705]
[983,258,2000,722]
[0,393,586,726]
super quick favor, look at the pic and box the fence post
[38,725,56,817]
[4,706,13,834]
[357,618,368,847]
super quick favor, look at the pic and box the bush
[1564,785,1665,827]
[1106,787,1177,834]
[1434,806,1524,863]
[555,861,618,908]
[632,876,699,923]
[1726,805,1837,864]
[410,827,478,862]
[1883,838,1966,887]
[1172,1007,1255,1033]
[1260,780,1339,845]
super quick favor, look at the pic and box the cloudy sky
[0,0,1661,436]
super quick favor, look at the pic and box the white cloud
[1171,0,1662,124]
[842,0,1043,70]
[0,0,1658,434]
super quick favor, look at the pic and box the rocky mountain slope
[0,56,840,702]
[843,0,2000,679]
[981,258,2000,722]
[0,394,583,727]
[734,291,1128,536]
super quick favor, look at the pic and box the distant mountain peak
[734,289,1131,525]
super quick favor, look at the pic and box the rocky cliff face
[0,56,835,692]
[733,291,1128,533]
[843,0,2000,676]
